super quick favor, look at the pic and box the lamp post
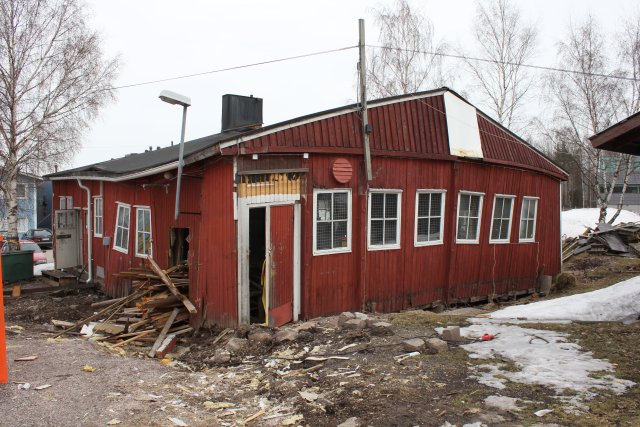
[159,90,191,221]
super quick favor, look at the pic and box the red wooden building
[48,89,568,327]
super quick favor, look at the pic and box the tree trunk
[5,153,20,250]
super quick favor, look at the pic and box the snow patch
[460,318,635,408]
[484,395,521,412]
[490,275,640,322]
[34,262,54,276]
[561,208,640,238]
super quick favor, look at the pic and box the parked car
[1,240,47,265]
[0,229,29,240]
[24,228,53,249]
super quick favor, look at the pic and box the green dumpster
[1,251,34,283]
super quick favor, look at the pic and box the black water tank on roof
[221,94,263,132]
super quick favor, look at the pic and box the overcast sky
[73,0,638,168]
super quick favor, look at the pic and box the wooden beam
[145,257,197,314]
[147,308,179,358]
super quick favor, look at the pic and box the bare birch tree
[0,0,117,248]
[545,16,637,223]
[463,0,536,130]
[367,0,448,98]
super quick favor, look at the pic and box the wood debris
[563,221,640,262]
[54,259,194,356]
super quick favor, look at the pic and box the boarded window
[519,197,538,242]
[313,189,351,254]
[457,192,483,243]
[113,203,130,253]
[415,191,445,245]
[136,208,152,257]
[368,191,401,249]
[490,195,515,242]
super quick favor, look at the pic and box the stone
[343,318,367,330]
[225,337,248,354]
[294,321,318,332]
[275,329,299,343]
[370,321,393,336]
[425,337,449,354]
[337,417,360,427]
[338,312,356,326]
[402,338,426,352]
[440,326,461,341]
[212,349,231,364]
[354,312,368,321]
[554,272,576,292]
[248,330,273,345]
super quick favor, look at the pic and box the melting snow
[460,318,635,408]
[561,208,640,238]
[34,262,54,276]
[483,395,521,412]
[490,275,640,322]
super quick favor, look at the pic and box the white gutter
[77,179,92,283]
[48,161,180,182]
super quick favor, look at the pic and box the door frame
[237,197,301,325]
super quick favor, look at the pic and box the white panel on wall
[443,91,483,159]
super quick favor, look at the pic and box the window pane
[429,217,441,240]
[122,208,130,228]
[469,195,480,217]
[333,221,347,248]
[384,219,397,244]
[370,220,384,245]
[430,193,442,216]
[371,193,384,219]
[417,217,429,242]
[317,194,331,221]
[385,193,398,218]
[333,193,348,220]
[502,198,512,218]
[499,220,509,239]
[493,198,503,218]
[457,217,469,239]
[417,194,429,217]
[459,195,470,216]
[491,219,501,240]
[519,219,527,239]
[527,220,534,239]
[316,222,332,250]
[137,235,145,254]
[468,218,478,240]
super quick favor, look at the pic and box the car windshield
[34,230,51,237]
[20,242,42,252]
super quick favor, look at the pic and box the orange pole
[0,250,7,384]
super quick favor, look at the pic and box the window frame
[414,189,446,247]
[93,197,103,237]
[489,194,516,244]
[367,189,402,251]
[113,202,131,254]
[135,206,153,258]
[312,188,352,256]
[16,183,27,199]
[519,196,539,243]
[456,191,484,244]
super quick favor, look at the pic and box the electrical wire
[367,44,640,82]
[109,45,358,91]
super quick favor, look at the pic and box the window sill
[456,240,479,245]
[113,246,129,254]
[367,244,401,251]
[489,239,511,244]
[135,252,152,258]
[518,239,536,243]
[414,240,444,247]
[313,248,351,256]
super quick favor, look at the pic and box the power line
[367,44,640,83]
[111,46,358,90]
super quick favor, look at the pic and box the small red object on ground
[482,333,495,341]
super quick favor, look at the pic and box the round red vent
[332,158,353,183]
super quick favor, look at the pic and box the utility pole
[359,18,373,181]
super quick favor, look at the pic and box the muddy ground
[1,253,639,427]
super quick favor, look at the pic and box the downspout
[77,179,92,283]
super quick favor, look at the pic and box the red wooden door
[268,205,294,327]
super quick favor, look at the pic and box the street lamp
[159,90,191,221]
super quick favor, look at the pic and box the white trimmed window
[113,203,131,253]
[519,197,538,242]
[66,196,73,209]
[415,190,445,246]
[489,195,515,243]
[94,197,103,237]
[313,189,351,255]
[59,196,66,210]
[135,207,152,257]
[368,190,402,250]
[16,184,26,199]
[456,192,483,243]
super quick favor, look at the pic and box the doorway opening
[169,227,190,268]
[249,207,266,324]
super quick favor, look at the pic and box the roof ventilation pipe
[221,94,263,133]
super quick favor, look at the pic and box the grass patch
[391,310,468,328]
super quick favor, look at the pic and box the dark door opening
[249,207,266,324]
[169,227,190,267]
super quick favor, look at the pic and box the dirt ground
[1,253,638,427]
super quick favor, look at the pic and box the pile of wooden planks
[54,257,196,358]
[563,222,640,262]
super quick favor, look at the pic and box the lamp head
[159,90,191,107]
